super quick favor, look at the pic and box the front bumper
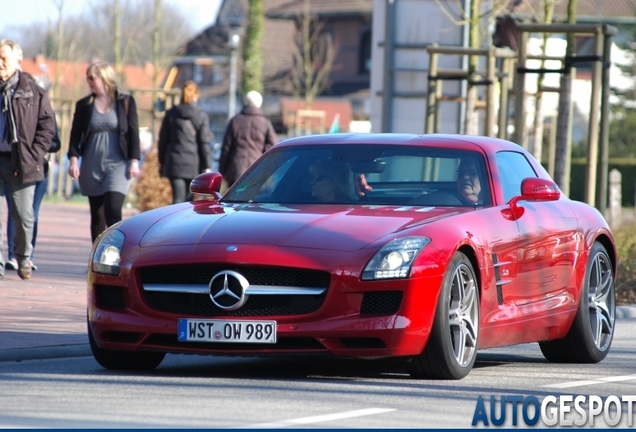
[88,270,443,359]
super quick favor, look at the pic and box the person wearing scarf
[0,40,55,280]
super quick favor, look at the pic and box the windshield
[223,144,491,207]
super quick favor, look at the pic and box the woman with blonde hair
[158,80,213,203]
[67,61,140,242]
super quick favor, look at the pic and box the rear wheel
[539,242,615,363]
[88,319,165,370]
[407,252,480,379]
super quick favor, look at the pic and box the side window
[496,151,537,202]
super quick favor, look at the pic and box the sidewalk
[0,201,137,362]
[0,201,635,364]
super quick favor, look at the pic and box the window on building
[359,30,372,75]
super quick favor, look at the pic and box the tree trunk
[464,0,480,135]
[553,0,578,195]
[113,0,122,74]
[242,0,264,95]
[531,0,555,162]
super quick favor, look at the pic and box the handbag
[48,121,61,153]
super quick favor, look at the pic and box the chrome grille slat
[143,284,326,295]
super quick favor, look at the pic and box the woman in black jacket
[67,62,141,242]
[158,81,213,203]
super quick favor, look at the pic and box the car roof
[276,133,525,154]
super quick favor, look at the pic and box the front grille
[140,265,330,288]
[143,333,326,351]
[360,291,403,315]
[144,292,326,316]
[95,285,126,310]
[139,265,330,317]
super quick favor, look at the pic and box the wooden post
[498,57,513,140]
[608,169,621,228]
[513,31,528,146]
[584,29,603,207]
[425,46,439,134]
[485,46,496,137]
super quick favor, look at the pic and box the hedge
[566,158,636,206]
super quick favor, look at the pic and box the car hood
[138,203,467,251]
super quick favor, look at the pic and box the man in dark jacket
[0,39,55,280]
[219,90,278,188]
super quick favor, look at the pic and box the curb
[616,305,636,320]
[0,344,91,363]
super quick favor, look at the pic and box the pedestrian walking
[5,122,60,272]
[67,61,140,243]
[0,39,56,280]
[219,90,278,188]
[158,80,213,203]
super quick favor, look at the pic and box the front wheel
[88,319,165,370]
[407,252,480,379]
[539,241,616,363]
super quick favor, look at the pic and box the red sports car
[88,133,616,379]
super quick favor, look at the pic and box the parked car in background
[87,133,616,379]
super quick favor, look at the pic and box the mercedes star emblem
[208,270,249,310]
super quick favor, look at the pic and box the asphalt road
[1,202,635,428]
[0,318,635,429]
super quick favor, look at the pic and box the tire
[407,252,480,379]
[539,241,616,363]
[88,319,165,370]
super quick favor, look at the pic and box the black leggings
[88,192,126,243]
[170,178,193,204]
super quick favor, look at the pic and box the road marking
[241,408,397,429]
[543,374,636,389]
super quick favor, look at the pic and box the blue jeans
[5,177,46,261]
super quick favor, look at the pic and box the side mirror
[190,172,224,200]
[520,177,560,201]
[504,178,560,220]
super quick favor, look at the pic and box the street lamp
[228,27,241,120]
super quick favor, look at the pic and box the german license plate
[178,319,277,344]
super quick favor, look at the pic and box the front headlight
[362,236,430,280]
[92,229,125,275]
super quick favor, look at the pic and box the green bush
[568,159,636,206]
[613,218,636,305]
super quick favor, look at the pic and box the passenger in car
[309,158,358,203]
[355,156,486,206]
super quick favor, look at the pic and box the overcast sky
[0,0,222,41]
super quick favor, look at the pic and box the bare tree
[290,0,336,109]
[16,0,197,68]
[52,0,65,103]
[434,0,513,135]
[530,0,557,161]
